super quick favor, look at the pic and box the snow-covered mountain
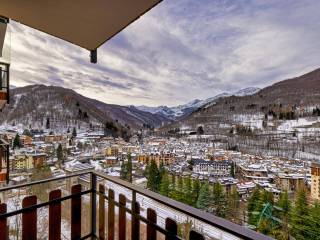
[136,87,260,119]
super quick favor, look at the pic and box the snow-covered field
[277,117,320,132]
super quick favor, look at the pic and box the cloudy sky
[6,0,320,107]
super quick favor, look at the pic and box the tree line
[247,187,320,240]
[144,160,241,223]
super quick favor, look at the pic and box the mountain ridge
[136,87,260,119]
[0,85,169,132]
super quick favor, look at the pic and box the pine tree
[120,153,132,182]
[191,178,201,207]
[146,160,160,192]
[56,143,64,166]
[72,127,77,138]
[173,176,184,202]
[211,182,228,218]
[46,117,50,129]
[230,161,235,177]
[13,133,22,149]
[120,160,128,181]
[308,202,320,239]
[168,174,176,198]
[127,153,132,183]
[227,188,240,223]
[247,187,261,226]
[183,175,193,205]
[275,191,291,240]
[159,170,170,197]
[291,187,311,240]
[196,181,210,210]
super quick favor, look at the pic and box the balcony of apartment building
[0,171,270,240]
[0,1,272,239]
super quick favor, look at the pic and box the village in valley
[1,119,319,238]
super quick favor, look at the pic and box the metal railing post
[91,172,97,239]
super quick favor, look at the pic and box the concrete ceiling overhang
[0,0,162,51]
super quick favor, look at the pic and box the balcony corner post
[90,172,97,239]
[131,190,137,240]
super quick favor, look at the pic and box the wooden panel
[147,208,157,240]
[49,189,61,240]
[165,218,177,240]
[189,230,205,240]
[118,194,126,240]
[132,202,140,240]
[0,92,7,101]
[22,195,37,240]
[99,184,105,240]
[71,184,82,240]
[108,189,115,240]
[0,203,8,240]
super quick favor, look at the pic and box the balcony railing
[0,171,271,240]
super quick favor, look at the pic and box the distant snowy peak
[136,87,260,119]
[233,87,260,96]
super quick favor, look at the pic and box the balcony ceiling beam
[0,0,162,62]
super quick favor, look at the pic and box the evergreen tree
[308,202,320,239]
[291,187,311,239]
[120,153,133,182]
[211,182,228,218]
[227,188,240,223]
[13,133,22,149]
[247,187,261,226]
[159,170,170,197]
[183,176,193,205]
[158,161,165,181]
[56,143,64,166]
[72,127,77,138]
[173,176,184,202]
[196,181,211,210]
[146,160,160,192]
[168,174,176,198]
[46,117,50,129]
[191,178,201,207]
[197,126,204,135]
[230,161,235,177]
[23,129,32,137]
[275,191,291,240]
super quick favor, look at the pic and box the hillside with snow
[137,87,260,119]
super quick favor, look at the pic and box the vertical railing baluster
[71,184,82,240]
[91,173,97,239]
[132,201,140,240]
[118,194,126,240]
[49,189,61,240]
[189,230,205,240]
[165,218,177,240]
[147,208,157,240]
[22,195,37,240]
[99,184,105,240]
[0,203,8,240]
[108,189,115,240]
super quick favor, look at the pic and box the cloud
[6,0,320,106]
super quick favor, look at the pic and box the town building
[193,159,231,177]
[138,153,175,167]
[311,162,320,201]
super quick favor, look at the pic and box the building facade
[311,163,320,201]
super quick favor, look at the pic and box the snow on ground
[232,114,264,129]
[277,117,320,132]
[103,181,241,240]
